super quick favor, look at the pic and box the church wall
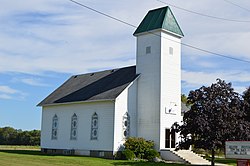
[136,31,161,150]
[127,80,138,137]
[113,80,137,153]
[160,32,182,149]
[41,101,115,152]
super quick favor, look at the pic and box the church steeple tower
[134,6,183,150]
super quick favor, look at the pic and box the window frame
[70,113,78,140]
[169,47,174,55]
[91,112,98,140]
[123,112,130,139]
[51,114,58,140]
[146,46,151,54]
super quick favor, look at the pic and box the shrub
[122,149,136,160]
[145,149,160,161]
[123,137,158,160]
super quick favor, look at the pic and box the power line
[156,0,250,23]
[69,0,137,28]
[68,0,250,64]
[223,0,250,13]
[180,43,250,63]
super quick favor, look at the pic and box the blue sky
[1,0,250,130]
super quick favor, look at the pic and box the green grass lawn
[0,146,237,166]
[206,157,237,166]
[0,149,184,166]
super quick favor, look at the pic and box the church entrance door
[165,129,176,148]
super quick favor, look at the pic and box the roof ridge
[73,65,136,77]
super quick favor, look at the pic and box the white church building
[38,6,184,158]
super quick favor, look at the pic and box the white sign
[225,141,250,159]
[165,102,178,114]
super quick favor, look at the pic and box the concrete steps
[161,149,228,165]
[172,150,211,165]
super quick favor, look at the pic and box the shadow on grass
[0,150,97,158]
[206,157,237,165]
[0,150,64,157]
[215,158,236,164]
[0,150,41,155]
[112,161,185,166]
[0,150,109,158]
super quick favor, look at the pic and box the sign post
[225,141,250,166]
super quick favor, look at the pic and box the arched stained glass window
[91,112,98,140]
[52,114,58,140]
[70,113,78,140]
[123,112,130,138]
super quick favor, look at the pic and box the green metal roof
[133,6,184,37]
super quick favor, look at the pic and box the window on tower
[146,46,151,54]
[169,47,173,55]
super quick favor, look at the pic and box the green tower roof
[133,6,184,37]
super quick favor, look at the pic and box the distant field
[0,146,237,166]
[0,145,40,150]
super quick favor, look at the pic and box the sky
[1,0,250,130]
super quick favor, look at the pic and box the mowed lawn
[0,146,236,166]
[0,146,183,166]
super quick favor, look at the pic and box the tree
[0,127,40,146]
[181,94,188,105]
[243,87,250,122]
[0,127,17,145]
[174,79,250,166]
[29,130,40,146]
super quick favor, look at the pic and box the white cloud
[182,70,250,94]
[184,32,250,60]
[234,86,248,94]
[0,0,143,75]
[0,94,12,100]
[0,0,249,94]
[0,85,27,100]
[0,85,19,94]
[20,78,49,87]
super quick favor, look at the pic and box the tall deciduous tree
[174,79,250,166]
[243,87,250,122]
